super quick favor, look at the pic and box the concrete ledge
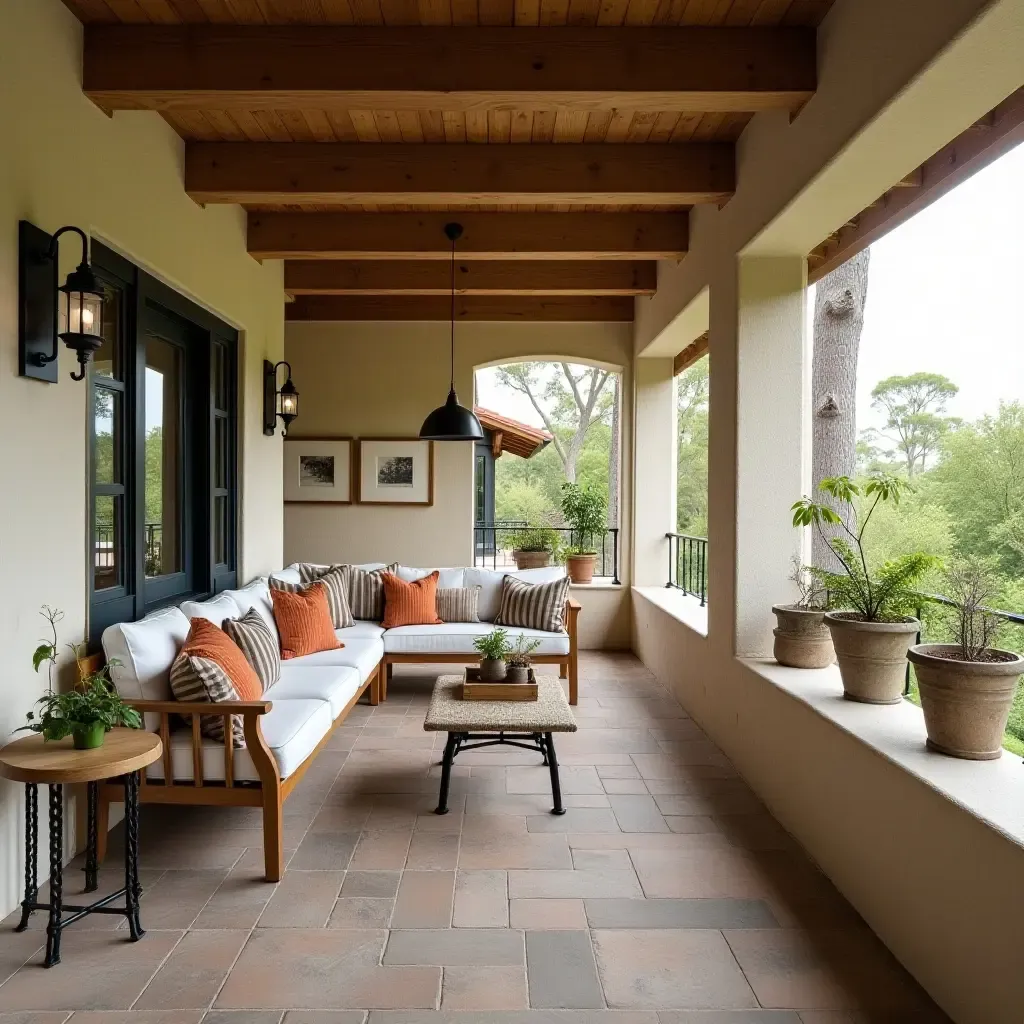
[633,585,708,637]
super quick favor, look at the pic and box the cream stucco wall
[0,0,285,917]
[284,320,632,648]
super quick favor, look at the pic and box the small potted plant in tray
[560,482,607,585]
[505,636,542,684]
[473,627,512,682]
[908,557,1023,760]
[792,475,934,704]
[512,528,560,570]
[21,606,141,749]
[772,557,834,669]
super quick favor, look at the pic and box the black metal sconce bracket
[18,221,59,384]
[263,359,278,436]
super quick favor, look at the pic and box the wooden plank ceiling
[66,0,832,321]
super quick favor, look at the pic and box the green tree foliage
[869,372,959,478]
[676,355,709,535]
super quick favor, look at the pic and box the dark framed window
[89,244,239,645]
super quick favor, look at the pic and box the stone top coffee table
[424,674,577,815]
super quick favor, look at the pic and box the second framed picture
[356,438,434,506]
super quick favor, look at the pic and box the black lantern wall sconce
[19,221,105,383]
[263,359,300,436]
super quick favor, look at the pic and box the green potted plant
[909,557,1023,760]
[772,557,834,669]
[792,475,933,704]
[21,606,141,749]
[512,527,560,571]
[505,635,542,684]
[560,482,607,584]
[473,627,512,682]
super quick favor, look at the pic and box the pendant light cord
[449,233,456,390]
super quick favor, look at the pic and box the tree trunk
[811,249,870,570]
[607,375,620,528]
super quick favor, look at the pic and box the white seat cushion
[180,591,244,628]
[102,607,191,730]
[463,566,568,622]
[397,566,466,589]
[223,578,278,644]
[265,665,362,718]
[271,564,303,585]
[146,698,332,783]
[336,622,386,641]
[289,639,384,684]
[383,623,569,656]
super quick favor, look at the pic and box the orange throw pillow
[381,571,443,628]
[181,617,263,701]
[270,581,342,660]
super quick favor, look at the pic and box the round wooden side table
[0,728,162,967]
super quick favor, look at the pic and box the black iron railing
[94,522,163,572]
[666,532,707,605]
[473,523,620,583]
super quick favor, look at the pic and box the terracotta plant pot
[479,657,507,682]
[824,613,920,705]
[513,549,552,570]
[908,644,1023,760]
[771,605,835,669]
[72,722,106,750]
[566,553,597,584]
[505,665,530,684]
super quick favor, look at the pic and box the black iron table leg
[44,784,64,967]
[124,772,145,941]
[84,781,99,894]
[435,733,459,815]
[15,783,38,932]
[545,732,565,815]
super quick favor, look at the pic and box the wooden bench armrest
[565,597,582,612]
[127,699,272,715]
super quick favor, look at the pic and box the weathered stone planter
[566,553,597,584]
[908,644,1023,760]
[824,613,919,704]
[771,605,834,669]
[479,657,507,682]
[513,549,552,570]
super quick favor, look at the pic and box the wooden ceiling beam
[673,332,709,375]
[286,295,634,321]
[284,259,657,296]
[186,142,733,206]
[84,26,815,114]
[249,212,688,261]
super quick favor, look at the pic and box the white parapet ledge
[570,580,624,591]
[633,585,709,637]
[741,657,1024,850]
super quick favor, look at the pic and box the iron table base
[435,731,565,816]
[15,771,145,967]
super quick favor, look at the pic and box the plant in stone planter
[505,635,542,684]
[560,482,606,584]
[512,528,561,570]
[792,475,934,704]
[473,627,512,682]
[21,606,141,749]
[909,557,1023,760]
[772,558,835,669]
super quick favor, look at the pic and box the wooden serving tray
[461,666,538,701]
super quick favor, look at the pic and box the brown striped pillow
[381,571,443,628]
[345,563,399,621]
[223,608,280,692]
[436,586,481,623]
[298,563,355,628]
[494,575,571,633]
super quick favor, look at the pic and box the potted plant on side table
[473,628,512,682]
[792,475,934,704]
[560,482,607,585]
[22,606,141,749]
[772,558,834,669]
[506,636,542,684]
[512,528,560,570]
[909,557,1023,760]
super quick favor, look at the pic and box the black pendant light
[419,222,485,441]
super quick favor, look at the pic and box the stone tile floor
[0,652,951,1024]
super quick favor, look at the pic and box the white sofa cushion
[290,638,384,684]
[265,665,362,718]
[102,607,191,730]
[271,564,303,585]
[384,622,569,656]
[146,697,332,783]
[224,578,278,644]
[463,566,567,622]
[397,566,466,589]
[180,591,243,628]
[336,623,386,641]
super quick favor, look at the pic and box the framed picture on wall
[284,437,353,504]
[356,438,434,506]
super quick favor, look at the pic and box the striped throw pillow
[223,608,280,692]
[437,586,481,623]
[346,563,399,621]
[298,564,355,628]
[495,575,571,633]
